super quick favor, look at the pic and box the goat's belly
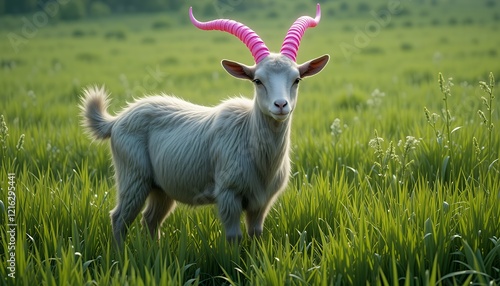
[151,158,216,205]
[162,182,216,206]
[149,128,216,205]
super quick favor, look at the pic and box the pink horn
[280,3,321,62]
[189,7,270,63]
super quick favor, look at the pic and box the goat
[81,4,329,246]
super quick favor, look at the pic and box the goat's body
[82,87,290,244]
[82,51,328,246]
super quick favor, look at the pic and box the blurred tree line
[0,0,264,19]
[2,0,491,22]
[0,0,190,19]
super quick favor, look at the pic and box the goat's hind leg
[217,190,243,242]
[141,187,176,240]
[110,174,151,247]
[109,131,155,247]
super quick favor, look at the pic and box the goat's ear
[221,60,254,80]
[298,54,330,78]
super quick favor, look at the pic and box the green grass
[1,0,500,285]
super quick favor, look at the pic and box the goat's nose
[274,99,288,109]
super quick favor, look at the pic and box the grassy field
[1,0,499,285]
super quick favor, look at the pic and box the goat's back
[111,95,258,205]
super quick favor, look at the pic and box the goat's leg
[216,190,243,242]
[110,174,150,247]
[109,134,154,247]
[141,188,176,240]
[245,206,270,238]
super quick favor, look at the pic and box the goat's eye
[294,78,302,85]
[253,79,263,85]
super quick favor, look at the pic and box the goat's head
[189,4,329,122]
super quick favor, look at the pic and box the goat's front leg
[216,190,243,242]
[245,206,269,238]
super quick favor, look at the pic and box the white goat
[81,5,329,246]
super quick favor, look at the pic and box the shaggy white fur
[81,53,329,246]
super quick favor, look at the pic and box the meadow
[0,0,499,285]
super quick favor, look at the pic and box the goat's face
[222,53,329,122]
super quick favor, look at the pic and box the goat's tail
[80,86,116,140]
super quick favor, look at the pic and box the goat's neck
[249,105,291,169]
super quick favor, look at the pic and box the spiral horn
[280,4,321,62]
[189,7,270,63]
